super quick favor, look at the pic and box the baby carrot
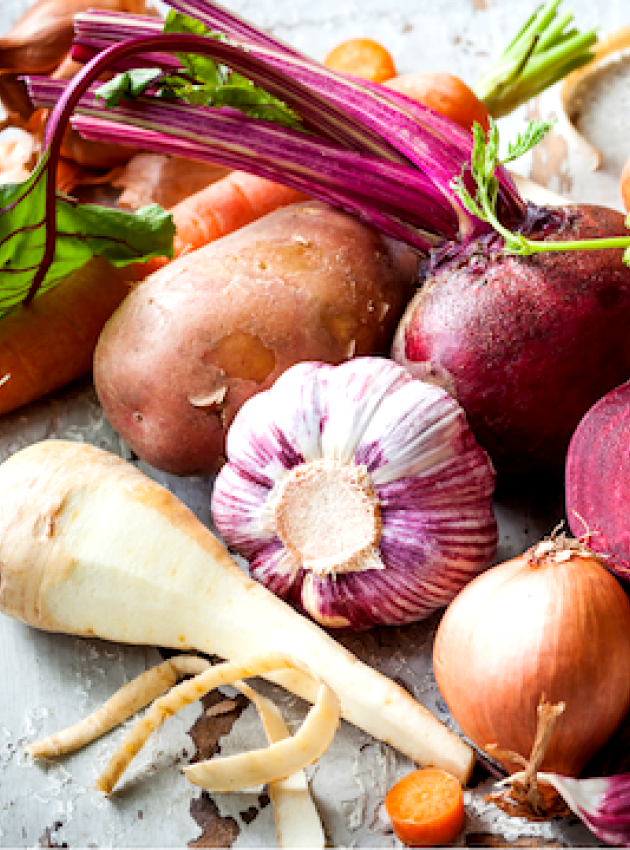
[324,38,396,84]
[385,768,466,847]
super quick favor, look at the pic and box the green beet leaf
[0,152,175,319]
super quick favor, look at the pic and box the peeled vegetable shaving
[29,652,331,848]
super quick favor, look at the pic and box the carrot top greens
[452,118,630,267]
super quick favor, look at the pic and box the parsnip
[0,439,474,784]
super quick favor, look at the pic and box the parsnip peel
[27,654,209,758]
[29,651,339,802]
[236,681,326,848]
[29,652,330,848]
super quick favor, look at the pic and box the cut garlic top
[211,357,497,630]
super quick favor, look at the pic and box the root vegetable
[0,438,475,785]
[146,170,306,273]
[384,73,490,133]
[565,378,630,578]
[392,203,630,475]
[0,257,140,416]
[324,38,396,84]
[94,201,418,476]
[385,768,466,847]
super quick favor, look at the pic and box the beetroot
[565,378,630,578]
[392,204,630,475]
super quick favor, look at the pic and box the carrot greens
[452,118,630,266]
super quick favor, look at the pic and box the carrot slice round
[324,38,396,83]
[385,768,466,846]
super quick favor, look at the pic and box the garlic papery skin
[211,357,497,630]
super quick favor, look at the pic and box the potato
[94,201,419,475]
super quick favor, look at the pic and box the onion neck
[271,459,384,578]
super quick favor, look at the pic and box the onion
[432,534,630,777]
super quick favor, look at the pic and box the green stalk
[475,0,597,119]
[452,119,630,268]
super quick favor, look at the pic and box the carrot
[324,38,396,83]
[160,170,305,264]
[385,768,466,847]
[384,72,491,133]
[0,256,139,416]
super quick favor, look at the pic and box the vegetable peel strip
[560,26,630,171]
[236,680,326,848]
[28,652,339,800]
[27,654,209,758]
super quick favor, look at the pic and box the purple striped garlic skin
[211,357,497,630]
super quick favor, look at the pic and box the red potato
[94,201,419,476]
[392,204,630,476]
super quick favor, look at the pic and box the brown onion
[433,536,630,777]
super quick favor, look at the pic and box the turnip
[0,439,474,785]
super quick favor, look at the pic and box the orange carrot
[139,170,305,275]
[324,38,396,84]
[385,768,466,847]
[0,257,139,416]
[170,170,305,259]
[384,73,491,133]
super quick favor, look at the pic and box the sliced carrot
[385,768,466,847]
[324,38,396,84]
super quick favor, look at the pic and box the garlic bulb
[211,357,497,630]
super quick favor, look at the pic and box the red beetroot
[392,204,630,476]
[565,378,630,579]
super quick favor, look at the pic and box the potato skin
[94,202,418,475]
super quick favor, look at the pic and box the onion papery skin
[433,547,630,777]
[565,379,630,578]
[392,204,630,475]
[211,357,497,630]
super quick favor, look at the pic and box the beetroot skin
[565,378,630,578]
[392,204,630,475]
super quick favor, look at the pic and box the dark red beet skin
[566,378,630,578]
[392,204,630,475]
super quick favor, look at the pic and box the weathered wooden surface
[1,0,629,845]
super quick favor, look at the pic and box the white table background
[1,0,629,846]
